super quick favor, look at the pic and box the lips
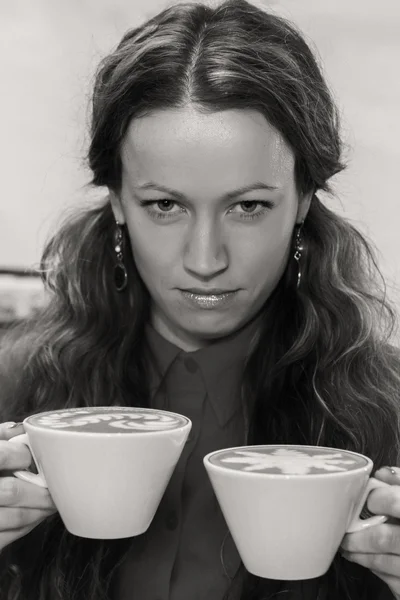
[181,288,236,295]
[179,289,239,310]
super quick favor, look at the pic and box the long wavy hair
[1,1,399,599]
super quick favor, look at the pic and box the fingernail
[6,422,23,429]
[378,466,400,476]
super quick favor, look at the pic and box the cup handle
[346,476,389,533]
[8,433,48,488]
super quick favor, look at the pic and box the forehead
[120,106,295,189]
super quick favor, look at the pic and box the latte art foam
[211,447,367,475]
[30,409,186,432]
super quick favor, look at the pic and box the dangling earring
[293,222,305,290]
[113,221,128,292]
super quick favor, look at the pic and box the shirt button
[183,357,198,373]
[165,510,179,531]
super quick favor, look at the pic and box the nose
[183,218,228,280]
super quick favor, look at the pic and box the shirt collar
[145,318,260,426]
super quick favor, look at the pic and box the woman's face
[111,106,311,351]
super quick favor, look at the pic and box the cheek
[234,232,290,288]
[125,221,178,281]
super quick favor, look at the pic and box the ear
[296,190,313,225]
[109,190,126,225]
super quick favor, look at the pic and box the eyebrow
[136,181,281,200]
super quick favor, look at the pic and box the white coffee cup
[9,406,191,539]
[203,444,390,580]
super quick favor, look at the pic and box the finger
[369,569,400,597]
[374,466,400,484]
[0,506,55,531]
[0,477,56,510]
[0,518,51,552]
[340,523,400,554]
[0,441,32,471]
[341,550,400,579]
[341,524,400,554]
[0,422,24,441]
[366,484,400,519]
[0,527,34,551]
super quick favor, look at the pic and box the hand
[0,421,56,551]
[340,467,400,599]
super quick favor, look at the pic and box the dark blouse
[115,320,259,600]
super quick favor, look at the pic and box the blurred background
[1,0,399,333]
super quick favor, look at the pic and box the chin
[181,314,244,340]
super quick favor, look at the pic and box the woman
[0,0,400,598]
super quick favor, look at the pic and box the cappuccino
[209,445,368,475]
[28,407,188,433]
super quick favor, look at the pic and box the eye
[139,199,275,222]
[229,201,275,219]
[238,201,259,213]
[155,200,176,212]
[139,199,184,219]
